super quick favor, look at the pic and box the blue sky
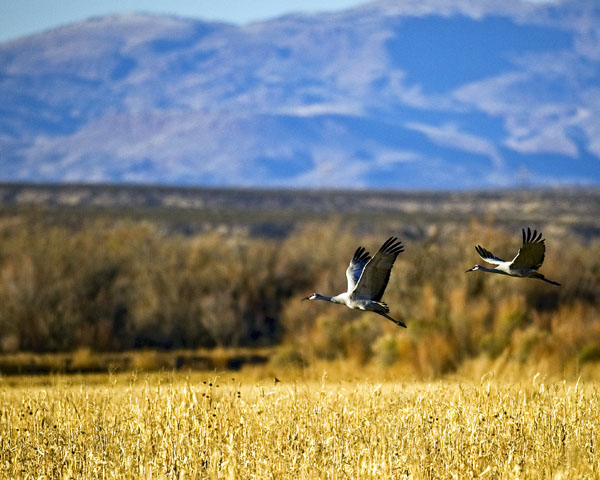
[0,0,366,43]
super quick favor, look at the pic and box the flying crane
[302,237,406,328]
[466,227,560,286]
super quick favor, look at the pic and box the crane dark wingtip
[352,246,371,263]
[381,236,396,249]
[380,236,404,256]
[522,228,545,244]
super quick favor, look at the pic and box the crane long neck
[478,265,508,275]
[313,293,334,302]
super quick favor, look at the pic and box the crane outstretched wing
[511,227,545,270]
[475,245,505,265]
[352,237,403,301]
[345,246,371,293]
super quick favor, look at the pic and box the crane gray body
[303,237,406,328]
[466,228,560,286]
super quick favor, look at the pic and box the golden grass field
[1,369,599,479]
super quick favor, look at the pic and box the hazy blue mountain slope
[0,0,598,188]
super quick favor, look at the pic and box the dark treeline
[0,219,289,351]
[1,213,599,375]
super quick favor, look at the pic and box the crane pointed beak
[301,296,310,301]
[465,267,474,273]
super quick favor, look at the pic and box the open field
[1,372,599,479]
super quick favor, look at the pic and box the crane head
[465,265,481,273]
[301,293,317,301]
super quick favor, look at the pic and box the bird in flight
[302,237,406,327]
[466,227,560,286]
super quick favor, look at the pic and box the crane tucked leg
[372,301,406,328]
[377,311,407,328]
[531,271,561,286]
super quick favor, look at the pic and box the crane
[302,237,406,328]
[466,227,561,286]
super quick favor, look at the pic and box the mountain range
[1,0,599,189]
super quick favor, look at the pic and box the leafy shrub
[578,344,600,365]
[270,345,306,368]
[372,334,400,366]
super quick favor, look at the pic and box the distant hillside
[1,0,599,188]
[2,184,599,240]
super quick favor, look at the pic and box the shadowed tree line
[0,215,599,375]
[0,220,285,351]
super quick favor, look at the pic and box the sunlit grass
[1,371,599,479]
